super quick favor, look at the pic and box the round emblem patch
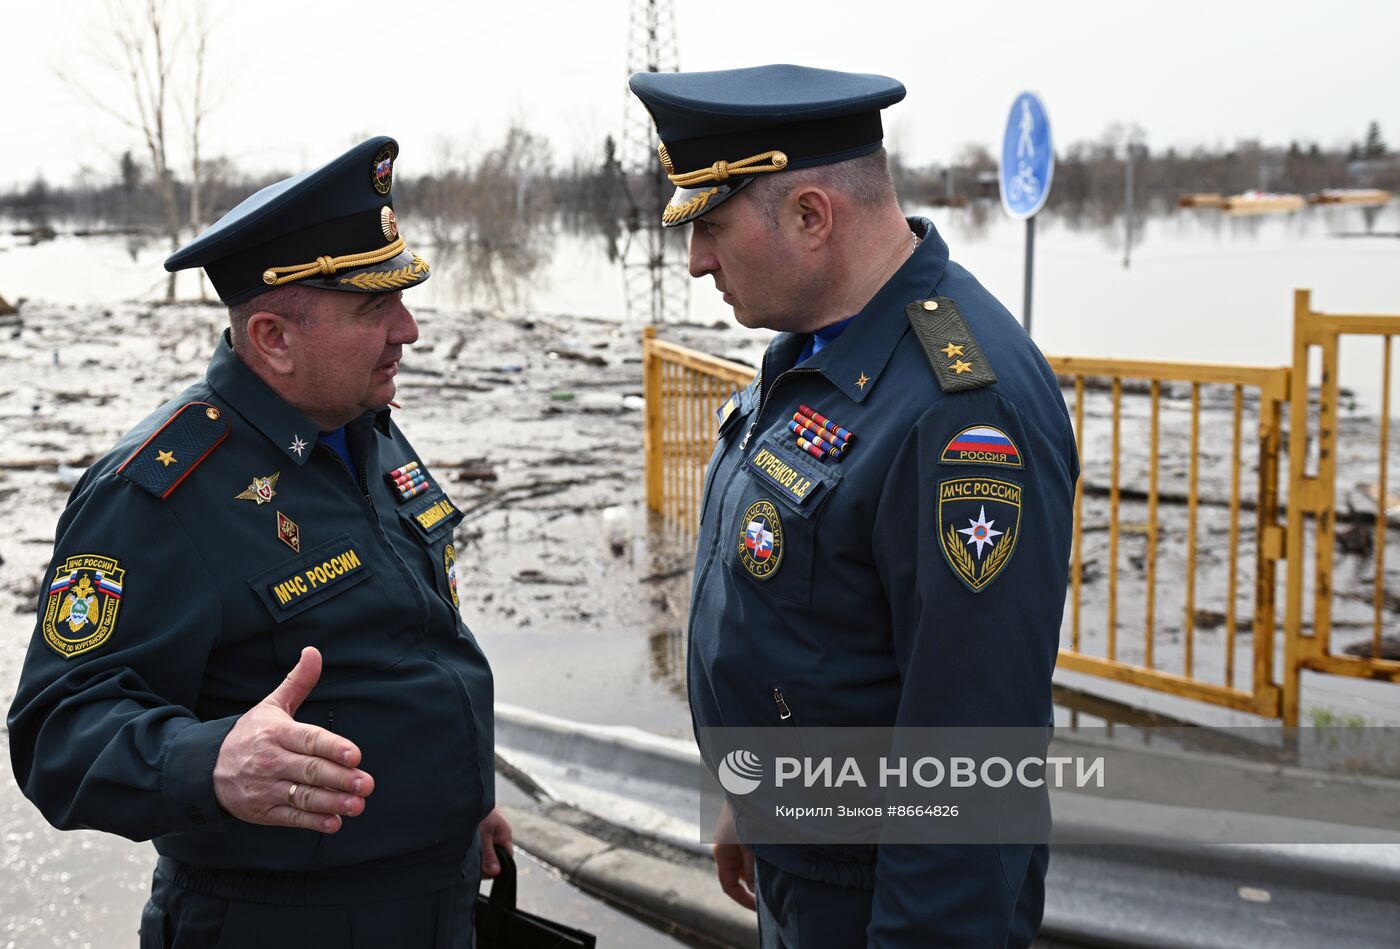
[380,205,398,241]
[444,543,459,608]
[737,500,783,580]
[371,144,395,195]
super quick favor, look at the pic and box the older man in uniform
[8,136,508,947]
[630,66,1078,946]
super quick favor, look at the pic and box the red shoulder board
[117,402,230,499]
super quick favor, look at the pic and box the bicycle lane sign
[999,92,1053,219]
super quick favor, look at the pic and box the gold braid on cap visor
[261,237,408,287]
[666,149,789,187]
[661,150,789,224]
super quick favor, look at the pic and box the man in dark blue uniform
[630,66,1078,947]
[8,136,508,947]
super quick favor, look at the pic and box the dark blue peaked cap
[629,64,905,226]
[165,135,429,305]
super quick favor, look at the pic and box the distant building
[1346,157,1400,186]
[976,170,999,199]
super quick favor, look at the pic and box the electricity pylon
[619,0,689,325]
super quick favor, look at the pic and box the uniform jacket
[689,218,1078,946]
[8,335,494,896]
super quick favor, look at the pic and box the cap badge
[372,145,395,195]
[658,142,675,175]
[380,206,399,241]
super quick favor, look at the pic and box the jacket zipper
[773,688,793,721]
[739,364,817,455]
[738,368,764,452]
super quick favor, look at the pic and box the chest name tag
[747,446,820,508]
[249,535,373,621]
[401,490,465,544]
[415,497,459,533]
[269,547,364,608]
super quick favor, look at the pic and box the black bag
[475,846,598,949]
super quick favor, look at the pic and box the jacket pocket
[725,435,840,605]
[397,490,466,613]
[247,536,374,623]
[246,536,402,670]
[139,901,168,949]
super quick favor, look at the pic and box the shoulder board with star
[905,296,998,393]
[117,402,230,500]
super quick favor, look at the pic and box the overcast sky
[8,0,1399,186]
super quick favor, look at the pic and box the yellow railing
[642,327,753,531]
[1048,356,1289,720]
[1283,290,1400,724]
[642,292,1400,725]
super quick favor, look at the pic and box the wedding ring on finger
[288,783,299,807]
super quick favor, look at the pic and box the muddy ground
[1,298,1398,945]
[0,298,748,946]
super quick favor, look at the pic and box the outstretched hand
[213,647,374,832]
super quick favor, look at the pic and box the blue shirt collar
[777,217,949,403]
[205,331,394,465]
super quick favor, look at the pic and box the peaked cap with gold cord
[628,64,906,227]
[165,135,429,304]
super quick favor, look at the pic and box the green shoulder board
[117,402,230,499]
[905,297,998,393]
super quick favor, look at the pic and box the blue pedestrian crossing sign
[999,92,1053,219]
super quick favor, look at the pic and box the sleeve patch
[118,402,230,499]
[937,477,1021,593]
[940,425,1023,469]
[905,297,998,393]
[42,554,125,658]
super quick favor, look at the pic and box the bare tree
[59,0,220,301]
[179,1,217,299]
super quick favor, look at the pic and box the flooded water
[1,204,1399,946]
[2,203,1398,733]
[4,201,1399,403]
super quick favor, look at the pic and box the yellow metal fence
[1049,356,1288,719]
[1284,290,1400,724]
[642,292,1400,725]
[642,327,753,529]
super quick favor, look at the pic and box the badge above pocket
[745,437,835,517]
[248,535,373,621]
[399,490,464,544]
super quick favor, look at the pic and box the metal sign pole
[999,91,1053,339]
[1023,216,1035,336]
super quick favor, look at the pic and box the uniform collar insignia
[796,217,948,404]
[205,334,322,466]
